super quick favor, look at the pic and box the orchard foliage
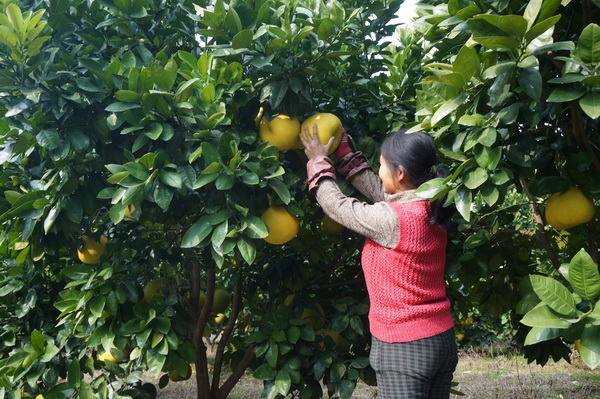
[409,0,600,368]
[0,0,404,398]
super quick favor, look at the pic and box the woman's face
[379,155,400,194]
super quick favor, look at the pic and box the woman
[299,125,457,398]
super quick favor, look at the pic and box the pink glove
[333,130,352,158]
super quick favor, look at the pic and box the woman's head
[380,129,454,229]
[380,129,438,188]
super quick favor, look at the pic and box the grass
[156,351,600,399]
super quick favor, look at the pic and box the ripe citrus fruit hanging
[77,235,108,264]
[259,114,301,151]
[321,214,344,235]
[545,186,595,230]
[212,289,231,313]
[261,206,299,245]
[142,279,165,302]
[300,113,343,155]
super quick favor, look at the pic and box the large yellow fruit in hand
[261,206,299,245]
[143,279,165,302]
[300,113,343,155]
[545,187,595,230]
[77,235,108,264]
[321,214,344,235]
[259,114,301,151]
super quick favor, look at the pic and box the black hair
[380,129,455,230]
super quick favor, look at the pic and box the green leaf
[568,249,600,300]
[416,178,447,199]
[523,0,543,29]
[275,369,291,396]
[105,102,140,112]
[453,46,479,82]
[473,36,520,51]
[463,167,488,189]
[317,19,335,40]
[36,129,60,150]
[579,92,600,119]
[524,327,562,345]
[181,219,212,248]
[520,304,572,328]
[473,15,528,38]
[269,80,289,110]
[237,236,256,265]
[431,93,468,127]
[530,275,578,318]
[525,15,561,43]
[269,179,291,204]
[253,364,277,380]
[193,173,219,189]
[458,114,487,127]
[159,170,183,189]
[211,220,228,248]
[79,381,94,399]
[115,90,140,102]
[580,324,600,369]
[547,85,586,102]
[225,6,242,34]
[454,186,472,222]
[518,67,542,101]
[242,215,269,239]
[68,358,81,387]
[232,29,253,49]
[215,174,235,190]
[577,23,600,65]
[154,183,173,210]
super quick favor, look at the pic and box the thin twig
[518,176,561,270]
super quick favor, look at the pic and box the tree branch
[219,344,257,399]
[212,283,243,396]
[518,176,561,270]
[184,250,214,399]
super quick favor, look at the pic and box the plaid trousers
[369,328,458,398]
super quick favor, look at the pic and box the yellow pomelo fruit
[124,204,137,221]
[259,114,301,151]
[214,313,226,324]
[169,364,192,382]
[98,351,116,362]
[321,214,344,235]
[545,186,595,230]
[212,289,231,313]
[318,329,346,352]
[302,303,326,330]
[98,347,128,363]
[77,235,108,264]
[455,333,465,342]
[300,113,343,155]
[261,206,299,245]
[143,279,165,302]
[574,339,581,353]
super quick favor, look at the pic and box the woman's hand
[299,123,334,160]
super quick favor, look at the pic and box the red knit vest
[362,201,454,343]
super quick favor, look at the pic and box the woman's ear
[394,166,414,190]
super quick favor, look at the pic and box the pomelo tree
[0,0,406,398]
[410,0,600,368]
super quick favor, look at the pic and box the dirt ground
[156,352,600,399]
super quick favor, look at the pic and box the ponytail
[428,164,455,231]
[380,129,455,230]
